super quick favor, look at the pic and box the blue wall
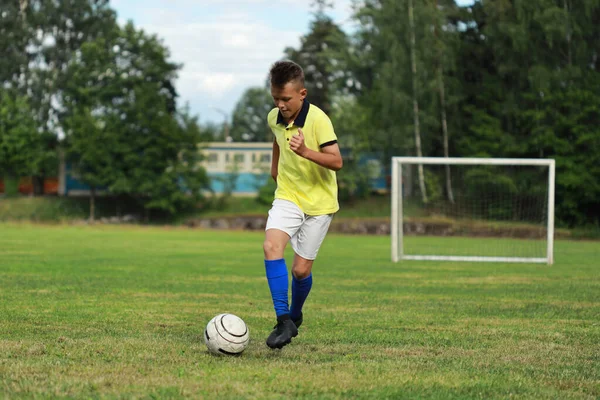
[208,172,269,194]
[61,147,389,196]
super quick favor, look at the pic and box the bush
[0,197,86,222]
[256,179,277,205]
[464,168,518,220]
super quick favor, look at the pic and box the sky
[111,0,474,125]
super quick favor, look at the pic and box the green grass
[0,197,88,222]
[0,223,599,399]
[403,236,549,258]
[0,197,141,223]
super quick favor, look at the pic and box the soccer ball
[204,313,250,356]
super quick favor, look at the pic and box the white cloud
[149,17,300,98]
[113,0,351,122]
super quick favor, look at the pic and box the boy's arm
[271,137,280,182]
[289,128,343,171]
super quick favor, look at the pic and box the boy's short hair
[269,61,305,88]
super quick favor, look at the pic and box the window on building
[207,153,218,163]
[233,153,245,163]
[260,153,271,163]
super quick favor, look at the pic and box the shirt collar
[276,100,310,127]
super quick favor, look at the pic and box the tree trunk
[438,68,454,204]
[564,0,572,66]
[434,0,454,204]
[408,0,428,203]
[19,0,28,20]
[32,176,44,196]
[116,196,121,218]
[90,187,96,223]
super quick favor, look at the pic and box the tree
[6,0,117,195]
[198,120,221,142]
[346,0,413,161]
[0,1,31,86]
[346,0,456,184]
[62,22,210,218]
[284,1,350,115]
[63,107,115,221]
[229,87,274,142]
[522,81,600,227]
[408,0,428,202]
[0,90,48,196]
[433,0,455,203]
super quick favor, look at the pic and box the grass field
[0,223,598,399]
[403,236,549,259]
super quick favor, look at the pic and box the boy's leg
[263,228,291,317]
[289,213,333,328]
[290,255,313,327]
[263,200,304,349]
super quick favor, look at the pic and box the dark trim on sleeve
[319,140,338,149]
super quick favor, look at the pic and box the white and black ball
[204,313,249,356]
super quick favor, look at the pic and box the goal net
[391,157,555,264]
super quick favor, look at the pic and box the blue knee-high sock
[264,259,289,317]
[290,273,312,321]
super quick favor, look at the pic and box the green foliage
[0,91,53,190]
[464,168,518,220]
[343,0,461,163]
[0,2,31,85]
[197,121,221,142]
[284,5,351,115]
[2,0,600,227]
[457,106,520,157]
[229,87,274,142]
[448,0,600,226]
[62,23,210,216]
[2,176,18,197]
[336,156,371,203]
[1,1,117,191]
[0,197,86,222]
[330,97,375,202]
[329,96,372,151]
[256,178,277,205]
[523,83,600,226]
[423,169,443,204]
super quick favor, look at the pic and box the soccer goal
[391,157,555,264]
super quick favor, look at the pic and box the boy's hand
[290,128,308,157]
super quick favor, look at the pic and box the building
[200,142,272,196]
[56,142,388,197]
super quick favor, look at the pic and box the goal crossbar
[391,157,554,166]
[391,157,556,265]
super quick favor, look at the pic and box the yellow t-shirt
[268,101,339,215]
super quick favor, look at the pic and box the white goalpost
[391,157,555,265]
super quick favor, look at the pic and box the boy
[263,60,343,349]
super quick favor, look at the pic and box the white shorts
[265,199,334,260]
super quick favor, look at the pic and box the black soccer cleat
[292,312,303,329]
[266,315,298,349]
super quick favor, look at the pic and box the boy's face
[270,81,307,122]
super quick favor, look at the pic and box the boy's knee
[293,268,311,280]
[263,239,284,259]
[292,260,313,279]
